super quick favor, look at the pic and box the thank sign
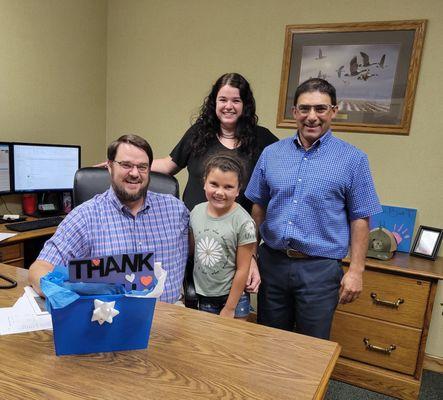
[68,252,155,291]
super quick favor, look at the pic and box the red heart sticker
[140,276,153,287]
[92,259,101,266]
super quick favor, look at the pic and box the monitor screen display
[13,143,80,192]
[0,143,12,194]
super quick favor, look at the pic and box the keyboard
[6,216,64,232]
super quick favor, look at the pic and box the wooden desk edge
[0,224,58,244]
[315,343,342,400]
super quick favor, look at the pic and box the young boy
[190,154,256,319]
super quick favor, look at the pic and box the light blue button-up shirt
[39,188,189,303]
[245,131,382,259]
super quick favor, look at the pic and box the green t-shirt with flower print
[190,202,256,297]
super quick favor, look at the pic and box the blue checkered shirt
[245,131,382,259]
[38,188,189,303]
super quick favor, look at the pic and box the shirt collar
[293,129,333,150]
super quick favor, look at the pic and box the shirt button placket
[135,219,143,251]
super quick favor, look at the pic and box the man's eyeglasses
[295,104,336,115]
[113,160,149,173]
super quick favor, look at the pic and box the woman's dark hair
[191,73,259,158]
[107,134,154,167]
[203,153,246,189]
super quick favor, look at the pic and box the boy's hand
[220,306,235,318]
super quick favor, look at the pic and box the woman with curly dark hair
[153,72,278,213]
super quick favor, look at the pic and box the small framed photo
[410,226,443,260]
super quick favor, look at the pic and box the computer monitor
[12,143,81,192]
[0,143,12,194]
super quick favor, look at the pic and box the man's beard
[112,177,149,204]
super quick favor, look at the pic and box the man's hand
[245,256,261,293]
[340,217,368,304]
[339,268,363,304]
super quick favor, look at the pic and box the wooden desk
[0,264,340,400]
[0,222,57,268]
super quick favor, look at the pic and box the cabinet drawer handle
[370,292,404,308]
[363,338,396,354]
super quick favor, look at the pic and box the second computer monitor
[12,143,81,192]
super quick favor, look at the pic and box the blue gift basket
[42,264,164,356]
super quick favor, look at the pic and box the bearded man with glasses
[29,134,189,303]
[245,78,381,339]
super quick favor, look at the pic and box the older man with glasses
[245,78,381,339]
[29,134,189,303]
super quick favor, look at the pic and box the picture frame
[277,20,427,135]
[410,226,443,260]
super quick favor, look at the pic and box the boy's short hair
[203,153,246,189]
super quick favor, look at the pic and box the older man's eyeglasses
[295,104,336,115]
[113,160,149,173]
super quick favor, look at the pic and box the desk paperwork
[0,232,17,242]
[0,286,52,335]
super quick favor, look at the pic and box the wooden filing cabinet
[0,222,58,269]
[330,254,443,400]
[0,242,24,268]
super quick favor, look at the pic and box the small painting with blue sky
[370,205,417,252]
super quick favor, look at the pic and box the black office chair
[72,167,179,207]
[72,167,198,308]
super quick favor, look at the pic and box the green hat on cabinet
[367,227,397,260]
